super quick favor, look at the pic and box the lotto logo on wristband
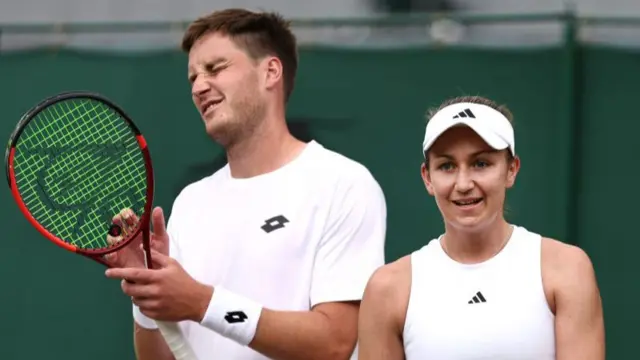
[202,289,262,345]
[224,311,248,324]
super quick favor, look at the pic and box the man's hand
[103,207,169,269]
[105,248,213,323]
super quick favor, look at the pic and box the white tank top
[403,225,555,359]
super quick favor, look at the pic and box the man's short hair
[182,8,299,102]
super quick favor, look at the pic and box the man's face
[187,32,266,147]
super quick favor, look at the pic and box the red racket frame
[4,91,155,268]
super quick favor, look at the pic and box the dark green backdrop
[0,45,636,358]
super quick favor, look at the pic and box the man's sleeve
[309,166,387,307]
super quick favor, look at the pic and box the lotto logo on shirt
[260,215,289,233]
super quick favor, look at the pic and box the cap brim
[423,119,510,153]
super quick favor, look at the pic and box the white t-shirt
[165,140,387,359]
[403,225,555,360]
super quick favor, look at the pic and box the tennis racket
[4,91,199,360]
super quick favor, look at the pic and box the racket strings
[12,98,148,250]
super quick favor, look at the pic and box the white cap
[422,102,515,156]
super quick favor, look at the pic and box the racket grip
[156,321,199,360]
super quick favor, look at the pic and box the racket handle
[156,321,199,360]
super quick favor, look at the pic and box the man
[104,8,387,360]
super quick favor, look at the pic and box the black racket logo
[20,141,144,239]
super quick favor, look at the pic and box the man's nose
[191,75,211,96]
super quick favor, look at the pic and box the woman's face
[421,126,520,232]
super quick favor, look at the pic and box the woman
[357,96,605,360]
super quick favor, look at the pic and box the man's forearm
[248,308,356,360]
[133,323,175,360]
[193,285,358,360]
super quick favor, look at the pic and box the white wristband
[133,304,159,330]
[200,286,263,346]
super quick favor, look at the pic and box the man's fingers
[140,238,165,251]
[107,208,142,244]
[122,208,140,230]
[148,248,171,268]
[111,212,124,226]
[122,280,158,299]
[112,208,140,232]
[131,297,157,310]
[144,239,165,254]
[107,215,124,245]
[106,267,156,283]
[151,207,167,237]
[106,234,120,246]
[135,248,172,269]
[103,252,118,263]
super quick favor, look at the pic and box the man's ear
[262,56,283,92]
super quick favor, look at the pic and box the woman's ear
[421,162,435,196]
[506,155,521,189]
